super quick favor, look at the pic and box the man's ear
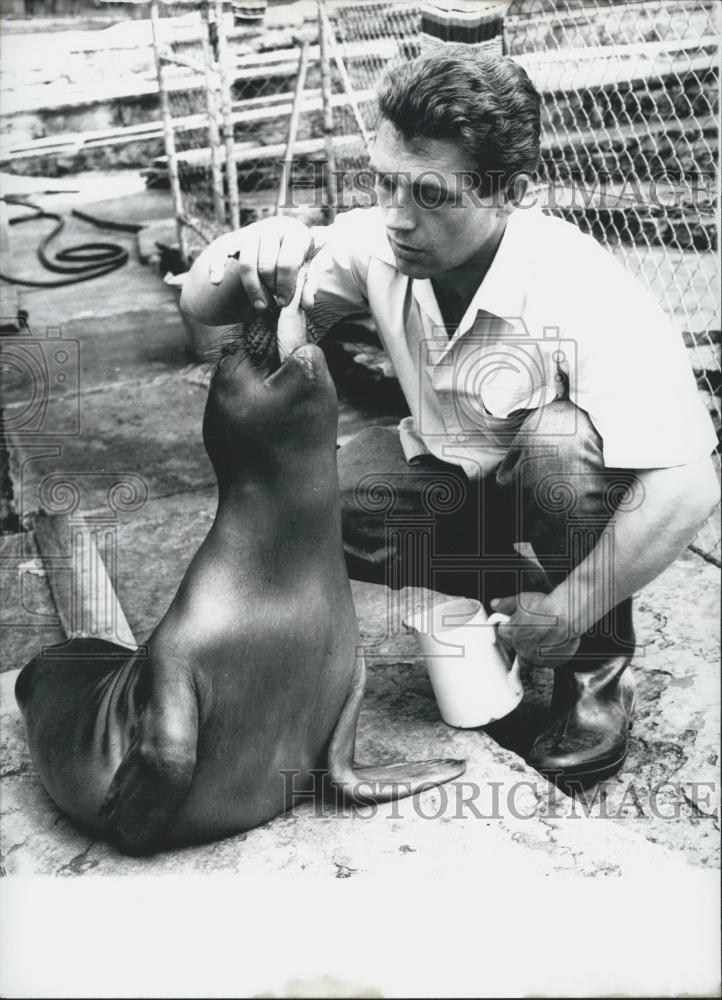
[505,172,532,211]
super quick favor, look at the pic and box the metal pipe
[318,0,337,221]
[214,0,241,230]
[276,39,311,215]
[150,0,189,266]
[200,0,226,227]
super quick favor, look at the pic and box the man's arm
[494,456,719,666]
[552,456,719,633]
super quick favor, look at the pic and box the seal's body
[17,305,464,853]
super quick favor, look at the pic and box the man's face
[369,119,503,279]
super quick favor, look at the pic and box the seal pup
[16,295,465,854]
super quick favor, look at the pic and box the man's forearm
[545,459,719,637]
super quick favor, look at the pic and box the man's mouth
[388,235,424,258]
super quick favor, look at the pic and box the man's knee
[497,401,603,488]
[338,426,405,486]
[524,400,598,447]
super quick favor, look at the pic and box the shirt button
[456,433,467,443]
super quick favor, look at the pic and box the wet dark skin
[16,307,464,855]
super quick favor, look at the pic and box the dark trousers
[338,401,636,661]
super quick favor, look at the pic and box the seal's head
[202,304,338,485]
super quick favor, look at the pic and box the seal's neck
[212,446,342,539]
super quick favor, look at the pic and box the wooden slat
[154,132,363,170]
[1,88,375,164]
[0,34,399,117]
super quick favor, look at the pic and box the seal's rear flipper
[99,669,198,855]
[338,759,466,804]
[327,657,465,805]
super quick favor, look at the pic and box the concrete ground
[0,173,720,993]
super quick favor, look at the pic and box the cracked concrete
[1,178,719,886]
[0,659,714,882]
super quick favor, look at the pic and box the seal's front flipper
[99,670,198,855]
[327,657,465,805]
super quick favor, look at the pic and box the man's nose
[384,203,417,232]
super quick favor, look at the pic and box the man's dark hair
[376,46,541,197]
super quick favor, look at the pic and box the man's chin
[392,256,434,279]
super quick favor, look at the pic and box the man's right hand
[180,217,314,326]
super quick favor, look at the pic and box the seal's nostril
[293,349,316,383]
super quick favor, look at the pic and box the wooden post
[214,0,241,230]
[200,0,226,228]
[150,0,189,266]
[276,38,311,215]
[318,0,337,221]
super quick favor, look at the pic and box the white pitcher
[403,597,523,728]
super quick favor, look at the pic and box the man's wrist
[542,582,585,639]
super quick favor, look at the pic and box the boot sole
[540,750,629,792]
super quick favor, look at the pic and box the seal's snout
[266,341,333,400]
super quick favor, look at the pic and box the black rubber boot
[527,598,636,791]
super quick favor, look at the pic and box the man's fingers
[202,219,312,309]
[236,236,270,310]
[256,228,283,304]
[207,250,230,285]
[205,231,244,284]
[205,231,269,309]
[275,227,313,306]
[490,596,518,615]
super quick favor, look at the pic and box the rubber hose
[0,197,142,288]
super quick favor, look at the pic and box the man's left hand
[490,592,580,670]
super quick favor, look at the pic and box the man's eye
[375,172,396,191]
[413,184,450,208]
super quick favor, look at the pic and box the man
[181,48,719,789]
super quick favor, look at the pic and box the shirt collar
[366,207,397,265]
[460,204,536,326]
[367,202,540,335]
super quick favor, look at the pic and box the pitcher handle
[486,612,521,686]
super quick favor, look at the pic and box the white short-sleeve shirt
[306,204,717,479]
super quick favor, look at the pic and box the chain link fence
[147,0,328,262]
[327,0,721,563]
[504,0,720,561]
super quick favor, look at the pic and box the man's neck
[431,215,508,334]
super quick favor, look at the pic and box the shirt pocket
[471,343,550,419]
